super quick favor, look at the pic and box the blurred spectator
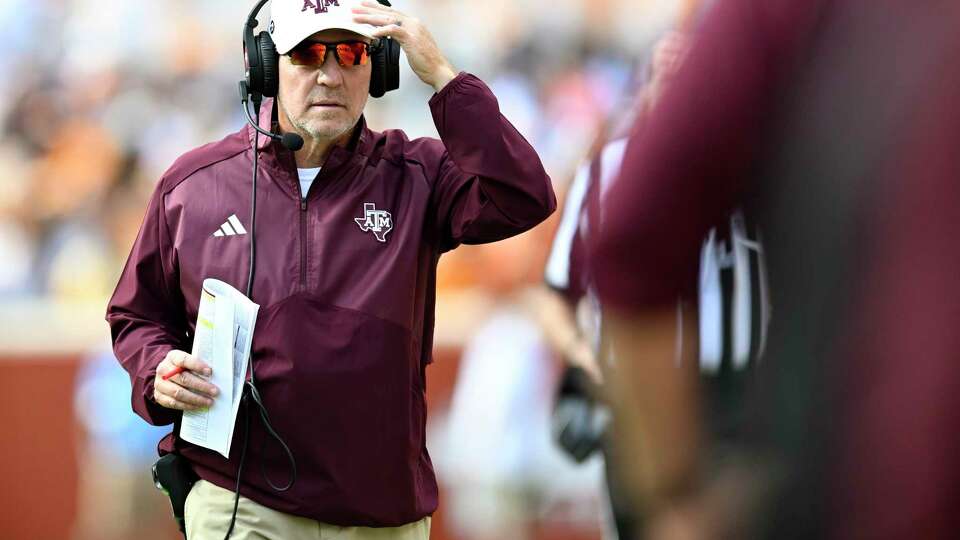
[0,143,36,297]
[71,344,175,540]
[439,231,606,540]
[0,0,681,306]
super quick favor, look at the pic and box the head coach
[105,0,556,538]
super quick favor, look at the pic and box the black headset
[242,0,401,99]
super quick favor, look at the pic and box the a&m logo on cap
[302,0,340,14]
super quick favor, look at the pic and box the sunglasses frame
[286,40,379,68]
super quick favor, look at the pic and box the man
[106,0,555,538]
[539,33,691,540]
[544,31,768,540]
[590,0,960,538]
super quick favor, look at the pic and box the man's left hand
[352,0,458,92]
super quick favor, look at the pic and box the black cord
[244,96,296,493]
[222,108,261,540]
[245,102,259,299]
[221,99,297,540]
[223,397,250,540]
[249,382,297,491]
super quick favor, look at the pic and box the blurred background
[0,0,698,538]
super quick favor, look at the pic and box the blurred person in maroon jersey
[543,27,770,540]
[537,32,692,540]
[589,0,960,538]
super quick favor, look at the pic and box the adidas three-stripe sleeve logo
[213,214,248,237]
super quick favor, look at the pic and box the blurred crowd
[0,0,679,303]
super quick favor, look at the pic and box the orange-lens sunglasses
[288,41,373,67]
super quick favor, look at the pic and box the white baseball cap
[269,0,378,55]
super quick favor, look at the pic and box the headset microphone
[280,132,305,151]
[239,82,304,151]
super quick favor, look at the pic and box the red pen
[161,366,187,381]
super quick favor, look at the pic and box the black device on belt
[152,453,200,537]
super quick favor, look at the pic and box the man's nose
[316,50,344,87]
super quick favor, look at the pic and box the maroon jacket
[106,72,555,527]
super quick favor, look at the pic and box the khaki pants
[184,480,431,540]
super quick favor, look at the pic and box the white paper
[180,279,259,458]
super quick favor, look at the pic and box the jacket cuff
[132,352,179,426]
[429,71,471,103]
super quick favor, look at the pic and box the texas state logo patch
[354,203,393,242]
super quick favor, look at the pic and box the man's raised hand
[352,0,458,92]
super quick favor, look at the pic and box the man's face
[277,29,372,142]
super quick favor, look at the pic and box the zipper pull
[300,199,307,211]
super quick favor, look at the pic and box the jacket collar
[245,97,379,200]
[245,97,376,158]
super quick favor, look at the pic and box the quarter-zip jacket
[106,73,555,527]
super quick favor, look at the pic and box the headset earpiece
[368,0,401,98]
[369,37,401,98]
[384,38,400,92]
[257,31,280,98]
[243,20,261,96]
[369,39,386,99]
[244,17,279,99]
